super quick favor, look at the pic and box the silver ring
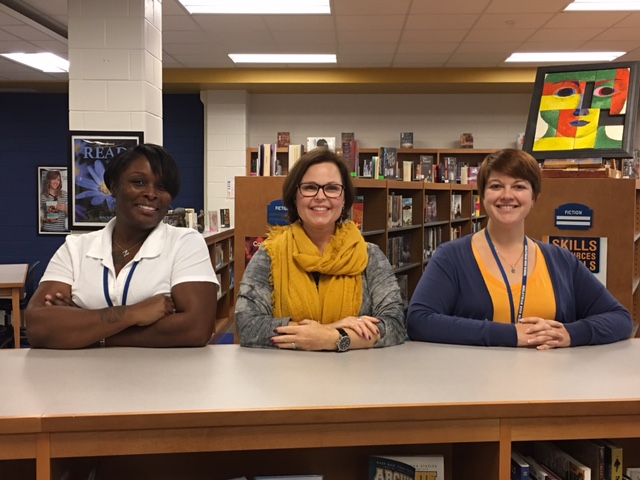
[291,342,296,350]
[357,316,362,321]
[172,308,176,314]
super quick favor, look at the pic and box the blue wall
[0,93,204,271]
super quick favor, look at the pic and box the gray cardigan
[236,243,407,348]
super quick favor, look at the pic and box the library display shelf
[246,146,497,178]
[2,341,640,480]
[203,228,235,342]
[525,178,640,337]
[235,176,486,300]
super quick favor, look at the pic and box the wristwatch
[336,328,351,352]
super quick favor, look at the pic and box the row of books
[511,439,639,480]
[388,194,413,228]
[424,226,444,262]
[388,234,412,270]
[250,144,304,176]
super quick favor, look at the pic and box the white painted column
[201,90,249,228]
[67,0,163,143]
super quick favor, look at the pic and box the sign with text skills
[544,236,607,286]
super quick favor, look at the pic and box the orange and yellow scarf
[264,221,368,324]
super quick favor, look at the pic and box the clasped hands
[43,291,176,327]
[271,315,381,351]
[516,317,571,350]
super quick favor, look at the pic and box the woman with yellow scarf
[236,149,406,351]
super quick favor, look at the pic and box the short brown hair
[477,149,542,200]
[282,148,355,223]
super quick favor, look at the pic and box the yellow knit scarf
[264,221,368,324]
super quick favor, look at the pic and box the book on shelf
[402,197,413,226]
[533,441,592,480]
[460,165,469,184]
[558,440,605,480]
[207,210,219,232]
[451,194,462,220]
[460,132,474,149]
[351,195,364,231]
[524,454,562,480]
[369,456,415,480]
[361,157,373,178]
[380,147,398,179]
[472,194,481,218]
[594,439,623,480]
[307,136,335,152]
[396,274,409,308]
[258,143,271,176]
[277,131,290,147]
[220,208,231,228]
[214,243,224,270]
[424,226,443,262]
[403,160,413,182]
[420,155,435,182]
[400,132,414,149]
[288,144,304,171]
[425,194,438,223]
[387,193,403,229]
[216,273,222,298]
[370,455,444,480]
[345,140,360,174]
[451,225,462,239]
[627,468,640,480]
[245,236,266,266]
[468,165,479,185]
[443,156,457,183]
[341,132,355,168]
[512,449,530,480]
[387,235,411,269]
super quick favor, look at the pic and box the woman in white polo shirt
[26,144,219,349]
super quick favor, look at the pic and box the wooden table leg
[12,287,21,349]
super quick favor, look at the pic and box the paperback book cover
[220,208,231,228]
[307,137,336,152]
[370,455,444,480]
[400,132,414,148]
[451,194,462,220]
[558,440,604,480]
[402,197,413,226]
[277,131,290,147]
[420,155,435,182]
[426,195,437,223]
[594,439,623,480]
[380,147,398,179]
[288,144,304,172]
[245,236,266,266]
[512,449,530,480]
[351,195,364,231]
[403,160,413,182]
[369,456,415,480]
[533,441,592,480]
[460,132,474,148]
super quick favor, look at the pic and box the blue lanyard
[484,229,528,324]
[103,262,139,307]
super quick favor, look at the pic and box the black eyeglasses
[297,183,344,198]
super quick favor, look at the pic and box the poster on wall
[523,61,640,160]
[69,131,144,229]
[544,236,607,286]
[37,166,70,236]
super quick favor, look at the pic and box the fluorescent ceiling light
[506,52,625,62]
[565,0,640,11]
[179,0,330,14]
[1,52,69,72]
[229,54,336,64]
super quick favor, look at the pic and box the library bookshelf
[203,229,235,342]
[246,147,497,178]
[525,177,640,337]
[234,176,487,300]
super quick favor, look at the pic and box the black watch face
[337,333,351,352]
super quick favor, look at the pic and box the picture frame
[523,61,640,160]
[69,131,144,229]
[37,166,70,235]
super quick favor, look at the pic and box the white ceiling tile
[333,0,411,16]
[465,28,536,43]
[405,14,478,30]
[474,13,553,29]
[544,12,627,29]
[411,0,491,15]
[401,29,468,43]
[338,30,402,44]
[397,42,459,54]
[527,28,604,43]
[335,15,406,31]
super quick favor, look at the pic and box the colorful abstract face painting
[533,67,630,153]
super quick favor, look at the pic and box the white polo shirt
[41,218,218,309]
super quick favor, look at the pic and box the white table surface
[1,340,639,420]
